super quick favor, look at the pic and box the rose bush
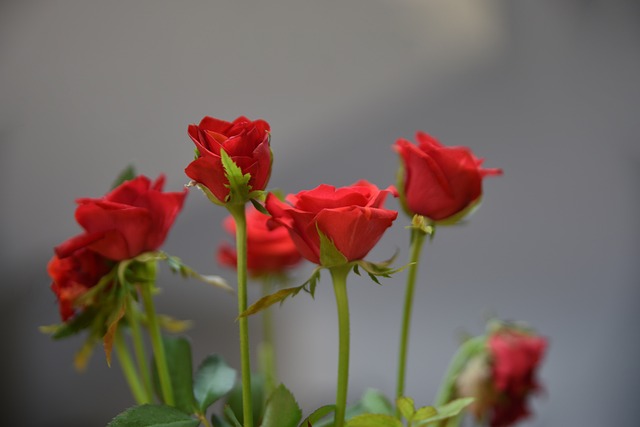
[456,326,547,427]
[54,175,187,261]
[265,181,397,266]
[218,207,303,277]
[48,248,112,321]
[394,132,502,223]
[185,116,272,204]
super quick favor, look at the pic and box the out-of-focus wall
[1,1,638,426]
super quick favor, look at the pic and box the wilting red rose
[218,207,303,277]
[265,181,397,265]
[55,175,187,261]
[394,132,502,223]
[185,116,272,204]
[456,327,547,427]
[48,248,112,321]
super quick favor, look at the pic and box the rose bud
[185,116,272,204]
[394,132,502,224]
[265,181,397,266]
[218,206,303,277]
[55,175,187,261]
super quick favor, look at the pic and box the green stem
[395,227,427,411]
[125,297,154,402]
[230,205,254,427]
[434,336,486,427]
[139,262,175,406]
[434,336,485,406]
[331,265,352,427]
[114,328,150,405]
[259,277,277,401]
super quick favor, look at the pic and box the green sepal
[299,405,336,427]
[239,267,322,318]
[353,251,407,286]
[317,226,348,267]
[111,165,136,190]
[250,198,269,215]
[408,215,435,237]
[40,306,99,340]
[261,384,302,427]
[193,354,237,414]
[106,404,199,427]
[220,149,266,205]
[434,197,483,226]
[151,336,197,414]
[187,180,226,206]
[345,414,402,427]
[412,398,474,426]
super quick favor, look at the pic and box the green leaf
[193,354,237,413]
[225,374,265,426]
[223,405,243,427]
[359,389,394,416]
[240,285,306,317]
[160,252,234,293]
[396,396,415,421]
[261,384,302,427]
[413,398,474,426]
[152,336,197,414]
[220,149,252,204]
[111,165,136,190]
[211,414,233,427]
[317,226,348,267]
[413,406,438,421]
[309,389,394,426]
[345,414,403,427]
[299,405,336,427]
[106,404,199,427]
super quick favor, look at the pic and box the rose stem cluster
[185,116,272,427]
[264,182,398,427]
[393,132,502,415]
[217,208,304,400]
[48,174,188,407]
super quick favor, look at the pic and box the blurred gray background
[1,0,639,425]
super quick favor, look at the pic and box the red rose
[265,181,398,265]
[487,329,546,427]
[48,248,111,321]
[218,207,303,277]
[55,175,187,261]
[185,116,272,204]
[394,132,502,223]
[456,327,547,427]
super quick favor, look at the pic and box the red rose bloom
[48,248,111,321]
[185,116,272,204]
[55,175,187,261]
[487,329,547,427]
[456,327,547,427]
[265,181,398,266]
[218,207,303,277]
[394,132,502,223]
